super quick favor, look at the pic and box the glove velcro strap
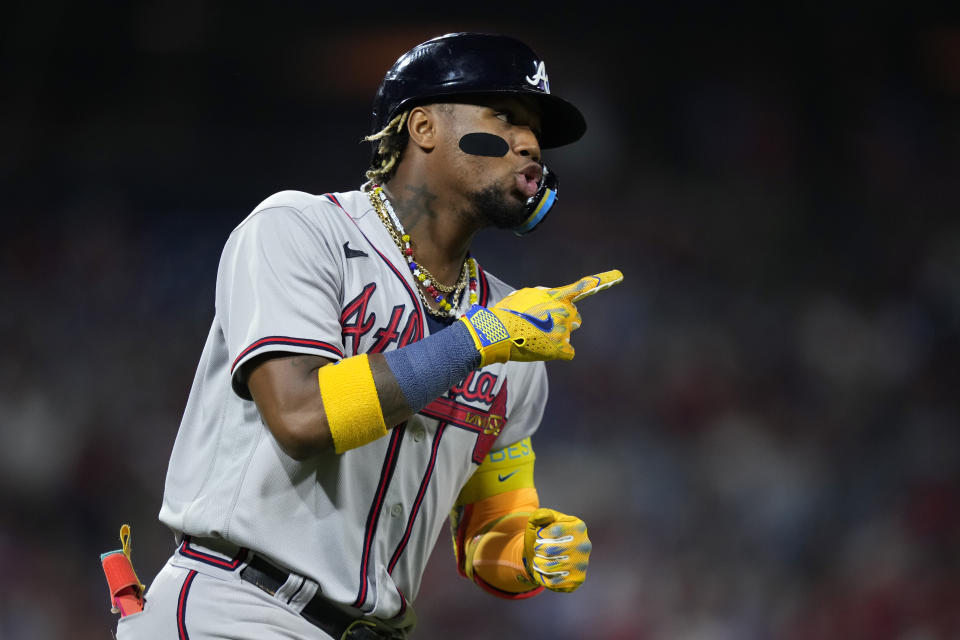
[463,305,509,346]
[318,354,388,454]
[460,306,513,367]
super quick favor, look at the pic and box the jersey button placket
[390,503,403,518]
[412,427,425,443]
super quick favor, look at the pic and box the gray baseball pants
[114,556,334,640]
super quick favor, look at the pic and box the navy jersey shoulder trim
[476,262,491,306]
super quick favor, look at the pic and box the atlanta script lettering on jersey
[449,370,498,405]
[341,283,420,355]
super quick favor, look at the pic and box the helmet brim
[527,91,587,149]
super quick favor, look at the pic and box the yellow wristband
[317,354,388,454]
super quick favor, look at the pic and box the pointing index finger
[550,269,624,303]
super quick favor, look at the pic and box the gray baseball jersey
[158,189,548,625]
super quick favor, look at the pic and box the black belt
[239,555,403,640]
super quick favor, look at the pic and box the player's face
[441,97,544,229]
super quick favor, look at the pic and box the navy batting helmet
[371,32,586,149]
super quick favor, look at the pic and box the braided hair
[361,111,409,191]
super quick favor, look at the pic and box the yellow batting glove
[522,508,592,593]
[546,269,625,303]
[459,270,623,367]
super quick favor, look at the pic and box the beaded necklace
[368,186,479,318]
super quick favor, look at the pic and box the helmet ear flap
[513,165,559,236]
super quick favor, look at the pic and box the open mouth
[516,164,543,199]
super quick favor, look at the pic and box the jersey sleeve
[496,360,548,448]
[216,203,346,399]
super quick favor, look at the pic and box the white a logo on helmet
[525,61,550,93]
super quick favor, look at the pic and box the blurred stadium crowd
[2,4,958,639]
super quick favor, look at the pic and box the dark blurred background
[2,2,959,639]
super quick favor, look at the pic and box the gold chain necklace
[367,186,477,318]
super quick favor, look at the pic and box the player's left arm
[450,437,591,597]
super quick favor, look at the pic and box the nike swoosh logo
[501,308,553,332]
[343,241,368,259]
[498,470,519,482]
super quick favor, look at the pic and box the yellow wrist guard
[317,354,388,454]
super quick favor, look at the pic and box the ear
[406,106,440,151]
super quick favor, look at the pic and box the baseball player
[111,32,623,639]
